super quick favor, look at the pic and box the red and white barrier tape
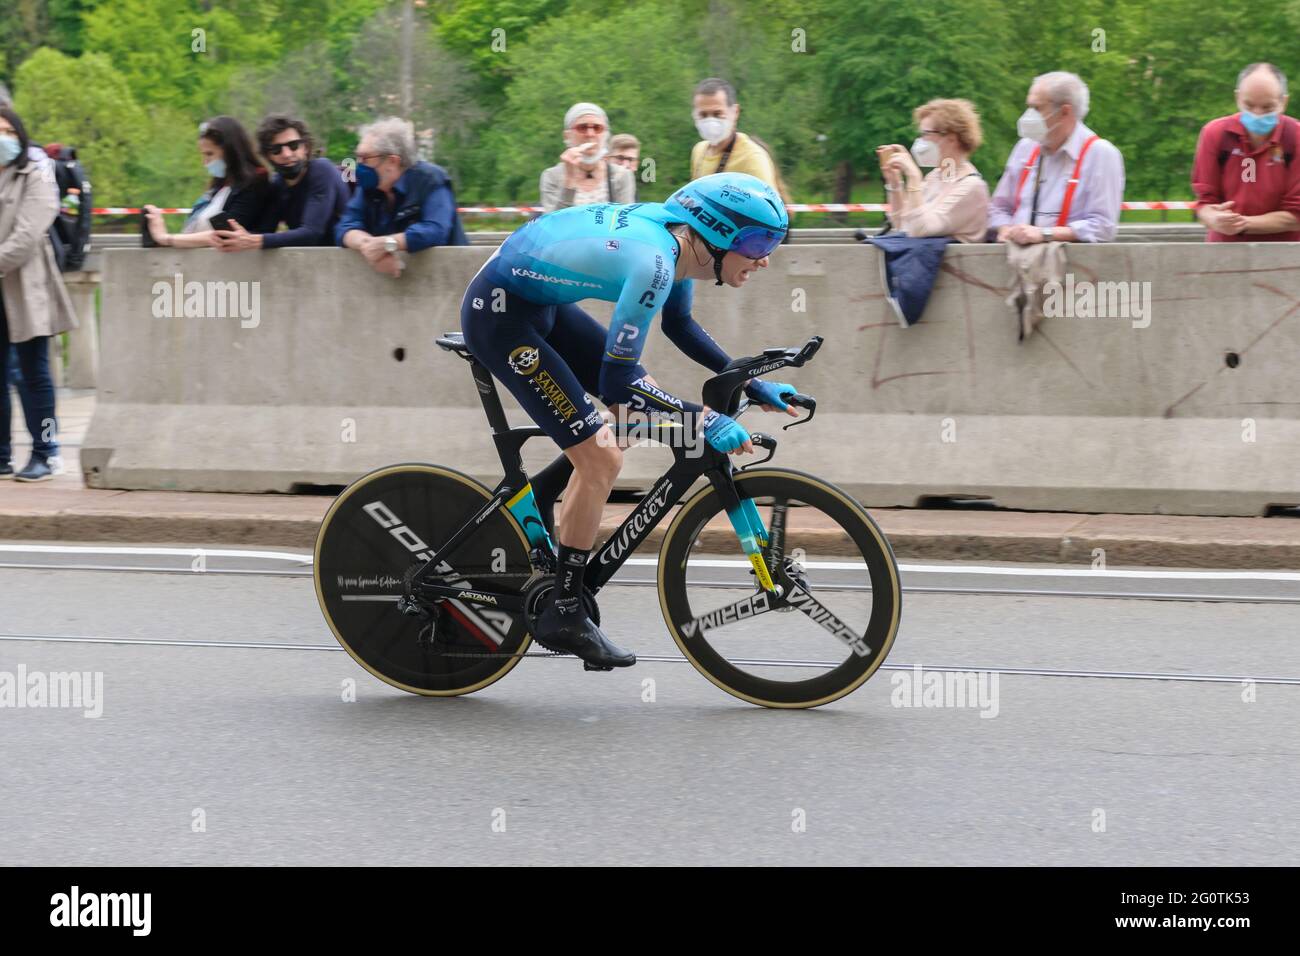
[93,200,1198,216]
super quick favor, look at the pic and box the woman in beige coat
[0,106,77,482]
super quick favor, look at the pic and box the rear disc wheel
[314,463,535,696]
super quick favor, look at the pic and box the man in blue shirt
[335,116,467,278]
[213,115,349,251]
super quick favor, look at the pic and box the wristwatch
[1042,226,1056,242]
[384,236,399,254]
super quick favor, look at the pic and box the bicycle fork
[708,458,781,596]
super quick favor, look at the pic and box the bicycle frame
[407,335,824,614]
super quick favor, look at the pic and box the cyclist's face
[720,250,770,287]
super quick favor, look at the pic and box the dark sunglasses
[267,139,305,155]
[571,123,606,134]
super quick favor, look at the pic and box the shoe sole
[13,474,54,483]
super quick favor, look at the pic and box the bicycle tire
[314,463,534,696]
[657,467,902,708]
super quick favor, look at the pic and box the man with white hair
[539,102,635,212]
[988,72,1125,244]
[335,116,467,277]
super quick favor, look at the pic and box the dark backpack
[1217,118,1297,169]
[43,145,93,272]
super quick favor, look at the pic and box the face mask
[0,135,20,166]
[695,116,731,146]
[205,158,227,178]
[1240,110,1280,136]
[1017,108,1053,144]
[276,159,306,180]
[355,161,379,190]
[910,137,941,168]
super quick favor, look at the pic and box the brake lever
[740,432,777,469]
[782,393,817,430]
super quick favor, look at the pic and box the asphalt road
[2,551,1298,866]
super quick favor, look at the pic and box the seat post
[469,360,512,434]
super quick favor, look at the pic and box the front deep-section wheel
[314,463,535,696]
[657,468,901,708]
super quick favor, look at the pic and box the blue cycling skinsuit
[459,201,733,450]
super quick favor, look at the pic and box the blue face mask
[205,158,227,178]
[355,161,379,191]
[0,134,21,166]
[1240,110,1280,136]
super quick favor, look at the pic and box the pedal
[583,662,614,672]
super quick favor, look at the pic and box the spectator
[690,77,790,200]
[335,116,468,278]
[144,116,271,248]
[0,106,78,482]
[1192,63,1300,241]
[878,98,990,242]
[609,133,641,199]
[988,72,1125,244]
[539,103,635,212]
[213,114,349,251]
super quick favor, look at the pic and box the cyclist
[460,172,797,669]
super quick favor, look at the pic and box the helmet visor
[732,225,785,259]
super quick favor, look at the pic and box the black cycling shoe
[532,603,636,671]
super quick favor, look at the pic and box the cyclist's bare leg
[555,425,624,548]
[553,373,661,540]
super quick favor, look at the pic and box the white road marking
[623,557,1300,581]
[1,544,1295,583]
[0,544,310,563]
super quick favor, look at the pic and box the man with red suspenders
[988,71,1125,244]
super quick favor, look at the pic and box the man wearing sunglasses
[214,115,349,252]
[459,172,795,669]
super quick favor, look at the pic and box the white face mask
[1017,107,1053,144]
[910,137,941,168]
[695,116,731,146]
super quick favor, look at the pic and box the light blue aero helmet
[662,172,789,283]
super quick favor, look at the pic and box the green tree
[811,0,1021,195]
[432,0,569,96]
[83,0,283,113]
[12,47,149,203]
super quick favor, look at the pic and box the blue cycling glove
[745,379,797,411]
[701,409,750,453]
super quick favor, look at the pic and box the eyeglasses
[267,139,304,155]
[570,123,606,134]
[355,152,384,164]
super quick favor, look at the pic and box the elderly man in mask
[540,103,636,212]
[1192,63,1300,241]
[988,71,1125,244]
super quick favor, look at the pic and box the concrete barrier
[82,242,1300,516]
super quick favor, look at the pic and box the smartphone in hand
[207,211,234,232]
[140,210,157,248]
